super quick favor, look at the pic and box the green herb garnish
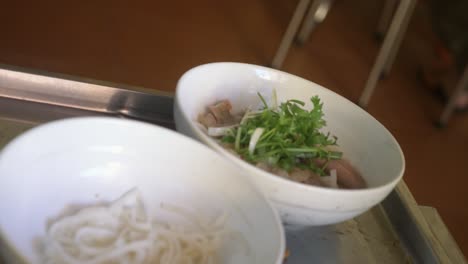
[221,93,342,176]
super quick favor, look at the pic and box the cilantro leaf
[222,94,341,176]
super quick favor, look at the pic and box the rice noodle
[39,188,229,264]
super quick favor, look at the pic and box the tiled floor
[1,0,467,257]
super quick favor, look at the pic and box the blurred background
[1,0,467,258]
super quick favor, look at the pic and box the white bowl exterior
[174,62,405,226]
[0,117,285,264]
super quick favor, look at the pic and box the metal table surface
[1,64,462,263]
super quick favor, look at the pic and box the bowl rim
[175,62,406,197]
[0,116,286,264]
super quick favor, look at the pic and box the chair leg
[358,0,417,108]
[438,66,468,126]
[376,0,398,39]
[271,0,311,69]
[381,0,415,77]
[296,0,333,45]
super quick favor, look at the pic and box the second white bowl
[174,62,405,226]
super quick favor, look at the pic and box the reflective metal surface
[0,64,174,127]
[0,65,445,264]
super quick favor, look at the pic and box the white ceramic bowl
[0,117,285,264]
[174,62,405,227]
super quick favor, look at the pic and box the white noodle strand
[39,188,229,264]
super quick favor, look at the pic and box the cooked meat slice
[288,168,324,187]
[305,173,325,187]
[327,159,367,189]
[198,112,217,128]
[272,166,290,179]
[208,100,234,124]
[256,162,272,172]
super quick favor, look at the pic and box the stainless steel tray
[0,65,461,264]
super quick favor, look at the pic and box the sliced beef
[198,112,217,127]
[199,100,236,128]
[289,168,324,187]
[326,159,367,189]
[208,100,234,124]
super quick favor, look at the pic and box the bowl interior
[176,62,405,189]
[0,117,284,264]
